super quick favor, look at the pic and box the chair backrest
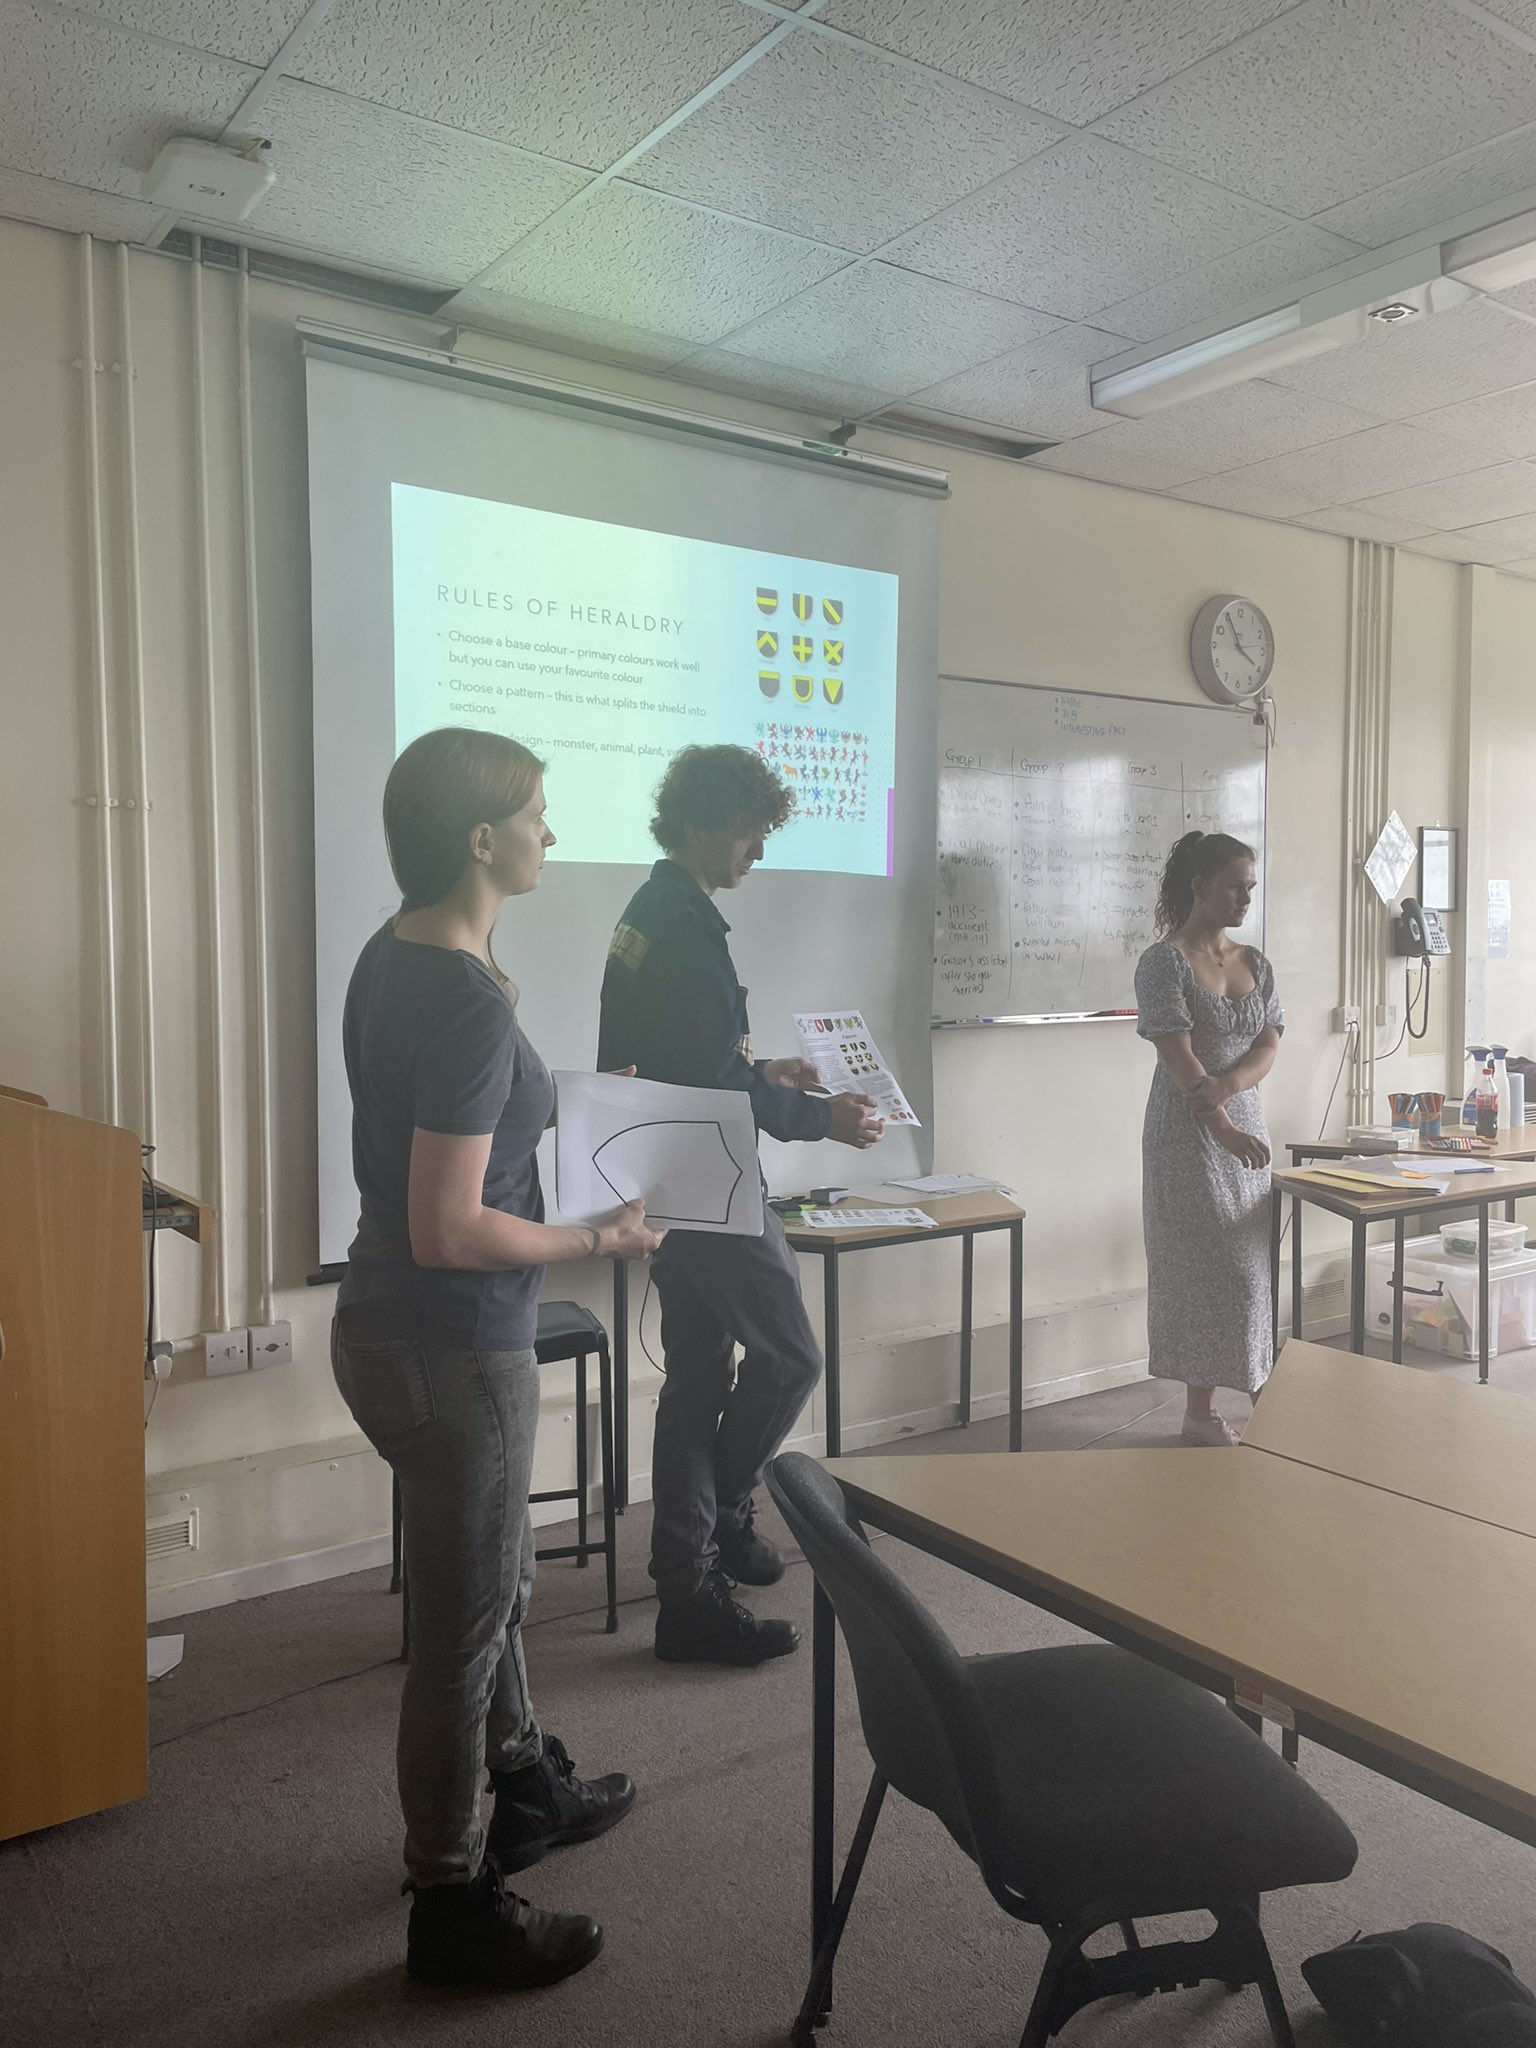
[767,1453,1003,1863]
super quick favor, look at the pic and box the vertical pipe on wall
[79,234,120,1126]
[116,243,158,1173]
[237,251,275,1324]
[191,240,231,1329]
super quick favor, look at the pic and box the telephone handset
[1394,897,1451,959]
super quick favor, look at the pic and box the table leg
[1270,1189,1283,1355]
[823,1251,842,1458]
[959,1232,975,1429]
[1391,1217,1405,1364]
[1290,1196,1302,1345]
[1350,1219,1367,1354]
[1008,1219,1024,1453]
[1282,1726,1300,1767]
[811,1578,836,2017]
[612,1259,630,1512]
[1507,1198,1518,1225]
[1480,1205,1492,1385]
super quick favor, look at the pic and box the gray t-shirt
[336,921,554,1348]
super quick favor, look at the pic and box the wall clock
[1190,594,1274,705]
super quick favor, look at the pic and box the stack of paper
[886,1173,1010,1197]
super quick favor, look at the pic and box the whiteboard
[934,677,1267,1023]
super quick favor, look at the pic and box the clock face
[1193,595,1274,703]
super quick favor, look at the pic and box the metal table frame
[610,1209,1026,1482]
[1272,1162,1525,1383]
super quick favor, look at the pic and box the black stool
[391,1301,620,1659]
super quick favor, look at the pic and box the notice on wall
[1365,811,1416,905]
[1489,878,1511,960]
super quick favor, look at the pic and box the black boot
[654,1566,800,1666]
[488,1734,636,1874]
[715,1501,785,1586]
[405,1854,602,1989]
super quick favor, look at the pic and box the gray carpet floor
[6,1364,1536,2048]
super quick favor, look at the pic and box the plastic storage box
[1439,1217,1529,1259]
[1366,1234,1536,1359]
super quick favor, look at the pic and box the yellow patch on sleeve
[608,923,650,972]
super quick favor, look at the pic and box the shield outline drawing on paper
[592,1119,745,1226]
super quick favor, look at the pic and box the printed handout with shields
[553,1072,765,1237]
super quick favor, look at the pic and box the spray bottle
[1476,1056,1501,1141]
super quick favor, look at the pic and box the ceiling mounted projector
[143,137,275,224]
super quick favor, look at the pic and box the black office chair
[393,1301,620,1655]
[766,1452,1358,2048]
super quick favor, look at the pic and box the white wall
[0,214,1503,1605]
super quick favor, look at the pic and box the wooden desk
[810,1445,1536,1966]
[1270,1160,1536,1381]
[782,1193,1026,1456]
[611,1192,1026,1480]
[1244,1338,1536,1540]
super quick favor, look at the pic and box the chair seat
[534,1300,606,1364]
[962,1644,1358,1919]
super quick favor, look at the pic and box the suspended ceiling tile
[1493,277,1536,320]
[1169,420,1482,517]
[1416,508,1536,559]
[0,0,256,196]
[1092,224,1364,343]
[904,324,1129,439]
[818,0,1301,127]
[1095,0,1536,218]
[1025,422,1220,492]
[1038,381,1385,490]
[1405,527,1534,563]
[1313,124,1536,248]
[1410,384,1536,461]
[1268,298,1536,419]
[1350,461,1536,531]
[73,0,310,66]
[669,348,897,419]
[713,264,1060,398]
[292,0,769,168]
[883,136,1281,323]
[627,30,1058,254]
[449,185,845,346]
[1496,554,1536,577]
[251,82,589,282]
[1469,0,1536,41]
[0,164,164,240]
[447,292,693,373]
[1291,504,1440,544]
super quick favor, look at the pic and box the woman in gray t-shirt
[332,727,661,1991]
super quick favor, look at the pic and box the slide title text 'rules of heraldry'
[437,587,683,634]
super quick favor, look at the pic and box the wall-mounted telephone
[1393,897,1451,959]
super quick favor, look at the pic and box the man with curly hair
[598,743,883,1666]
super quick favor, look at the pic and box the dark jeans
[331,1325,543,1886]
[648,1209,822,1601]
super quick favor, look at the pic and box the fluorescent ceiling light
[1091,305,1366,418]
[1443,208,1536,291]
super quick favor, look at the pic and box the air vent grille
[146,1510,198,1561]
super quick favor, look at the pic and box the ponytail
[1155,830,1255,936]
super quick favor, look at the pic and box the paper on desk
[793,1010,920,1127]
[887,1173,1010,1196]
[553,1072,763,1237]
[799,1206,937,1230]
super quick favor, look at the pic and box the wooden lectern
[0,1090,149,1839]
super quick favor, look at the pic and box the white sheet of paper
[799,1206,937,1230]
[886,1173,1008,1196]
[554,1073,763,1237]
[147,1633,184,1682]
[793,1009,920,1127]
[1364,810,1416,904]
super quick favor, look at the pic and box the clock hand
[1229,634,1257,666]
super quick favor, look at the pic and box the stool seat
[534,1301,607,1361]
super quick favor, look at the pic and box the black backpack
[1302,1923,1536,2045]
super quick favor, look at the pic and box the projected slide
[391,483,899,875]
